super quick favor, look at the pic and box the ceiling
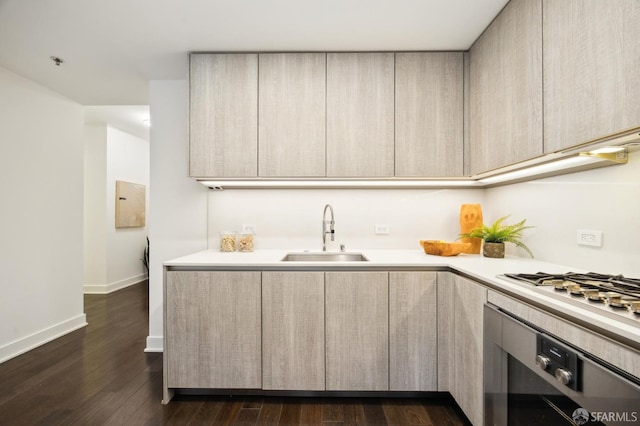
[0,0,508,106]
[85,106,150,141]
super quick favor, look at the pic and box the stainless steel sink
[281,252,369,262]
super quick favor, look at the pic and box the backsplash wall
[206,152,639,276]
[208,189,484,251]
[484,151,640,276]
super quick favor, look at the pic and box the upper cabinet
[543,0,640,153]
[395,53,464,177]
[189,51,464,179]
[468,0,543,175]
[189,6,639,182]
[189,54,258,178]
[258,53,326,177]
[326,53,395,177]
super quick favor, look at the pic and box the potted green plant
[459,215,534,258]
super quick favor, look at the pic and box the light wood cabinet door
[469,0,543,174]
[543,0,640,153]
[259,53,326,177]
[189,54,258,177]
[389,272,437,391]
[165,271,261,389]
[262,271,325,390]
[453,275,487,426]
[325,272,389,390]
[395,53,464,177]
[326,53,394,177]
[436,272,456,393]
[437,272,487,425]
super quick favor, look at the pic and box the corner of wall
[83,274,148,294]
[0,314,87,364]
[145,336,163,353]
[147,79,208,352]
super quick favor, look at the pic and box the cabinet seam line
[393,52,396,177]
[256,54,260,177]
[436,272,439,390]
[325,53,328,177]
[260,271,264,389]
[324,272,327,391]
[541,0,545,154]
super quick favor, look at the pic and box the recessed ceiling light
[49,56,64,66]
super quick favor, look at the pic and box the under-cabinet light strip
[477,156,601,184]
[199,148,628,189]
[198,179,480,189]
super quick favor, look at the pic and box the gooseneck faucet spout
[322,204,335,252]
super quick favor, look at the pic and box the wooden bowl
[419,240,471,257]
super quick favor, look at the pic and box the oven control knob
[555,368,573,386]
[535,354,551,371]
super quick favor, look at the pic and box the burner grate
[503,272,640,302]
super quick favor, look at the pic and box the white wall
[83,124,150,294]
[0,66,86,363]
[485,151,640,276]
[146,80,208,352]
[105,126,150,291]
[84,124,108,287]
[206,158,639,266]
[208,189,485,251]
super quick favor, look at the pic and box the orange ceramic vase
[459,204,483,254]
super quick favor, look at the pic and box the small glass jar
[238,231,255,252]
[220,231,237,252]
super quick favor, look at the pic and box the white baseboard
[145,335,163,352]
[0,314,87,364]
[84,273,148,294]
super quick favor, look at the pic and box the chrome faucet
[322,204,335,251]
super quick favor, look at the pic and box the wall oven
[484,304,640,426]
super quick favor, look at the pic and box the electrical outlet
[577,229,602,247]
[241,224,256,233]
[375,224,390,235]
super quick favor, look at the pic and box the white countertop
[165,249,640,348]
[164,248,583,282]
[165,248,575,272]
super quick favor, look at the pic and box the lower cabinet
[262,271,325,390]
[325,272,389,391]
[164,269,462,403]
[438,272,487,426]
[165,271,262,389]
[389,272,438,391]
[264,271,437,392]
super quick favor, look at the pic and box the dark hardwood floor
[0,282,470,425]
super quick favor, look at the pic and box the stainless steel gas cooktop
[499,272,640,325]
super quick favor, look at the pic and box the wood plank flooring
[0,282,470,425]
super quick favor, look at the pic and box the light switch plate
[242,224,256,233]
[577,229,602,247]
[375,224,390,235]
